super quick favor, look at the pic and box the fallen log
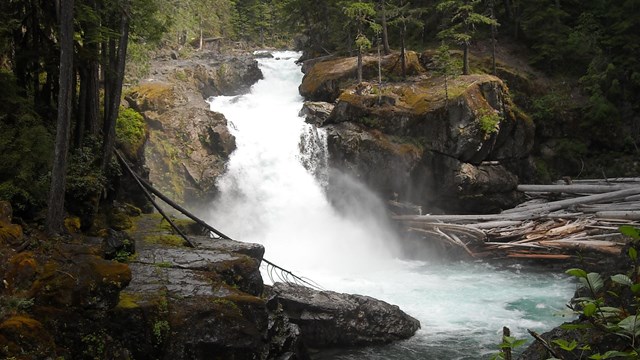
[595,211,640,220]
[507,253,572,260]
[537,240,622,255]
[518,184,636,193]
[502,187,640,215]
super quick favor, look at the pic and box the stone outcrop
[300,62,534,212]
[125,51,262,207]
[299,52,426,103]
[104,214,307,360]
[267,282,420,348]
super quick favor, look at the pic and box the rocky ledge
[299,53,534,213]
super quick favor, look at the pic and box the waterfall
[206,51,574,359]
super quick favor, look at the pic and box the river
[206,50,575,359]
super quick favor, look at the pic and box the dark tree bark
[46,0,74,235]
[463,42,469,75]
[490,2,497,75]
[400,22,407,78]
[379,0,391,54]
[357,48,363,83]
[102,6,130,172]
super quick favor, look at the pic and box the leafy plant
[478,108,501,135]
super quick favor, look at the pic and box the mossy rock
[64,216,81,234]
[109,211,133,231]
[300,52,427,102]
[126,82,186,114]
[0,222,23,246]
[0,315,56,359]
[5,251,38,292]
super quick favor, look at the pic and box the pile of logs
[393,178,640,260]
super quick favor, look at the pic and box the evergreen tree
[343,1,380,83]
[437,0,496,75]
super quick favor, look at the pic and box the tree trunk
[46,0,74,235]
[400,23,406,78]
[490,3,497,76]
[75,65,87,148]
[357,48,363,83]
[102,7,130,172]
[379,0,391,54]
[462,42,470,75]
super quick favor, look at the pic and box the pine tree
[437,0,497,75]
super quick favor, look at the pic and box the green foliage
[66,138,108,203]
[0,70,53,216]
[116,107,146,158]
[478,108,501,135]
[125,42,153,83]
[490,333,527,360]
[437,0,497,46]
[153,320,170,344]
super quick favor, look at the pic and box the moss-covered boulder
[0,315,56,359]
[313,74,533,213]
[299,52,426,103]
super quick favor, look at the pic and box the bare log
[595,211,640,220]
[537,240,622,255]
[502,187,640,215]
[509,254,571,260]
[518,184,636,193]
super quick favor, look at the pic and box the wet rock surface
[299,58,534,213]
[267,282,421,348]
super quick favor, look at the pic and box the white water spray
[207,51,574,359]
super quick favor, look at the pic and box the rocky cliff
[125,52,262,208]
[300,53,534,213]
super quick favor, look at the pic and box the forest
[0,0,639,229]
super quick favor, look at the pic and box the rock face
[125,51,262,207]
[300,57,534,213]
[268,282,421,348]
[102,214,308,360]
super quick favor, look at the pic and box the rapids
[206,50,575,359]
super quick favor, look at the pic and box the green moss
[143,234,185,247]
[109,212,133,231]
[155,261,173,268]
[116,292,141,309]
[116,107,146,158]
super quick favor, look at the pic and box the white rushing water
[207,51,575,359]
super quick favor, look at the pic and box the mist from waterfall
[206,51,574,359]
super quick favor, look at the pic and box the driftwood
[393,178,640,260]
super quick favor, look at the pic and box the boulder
[0,315,56,359]
[299,52,426,102]
[321,74,534,213]
[299,101,335,127]
[267,282,420,348]
[106,214,308,360]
